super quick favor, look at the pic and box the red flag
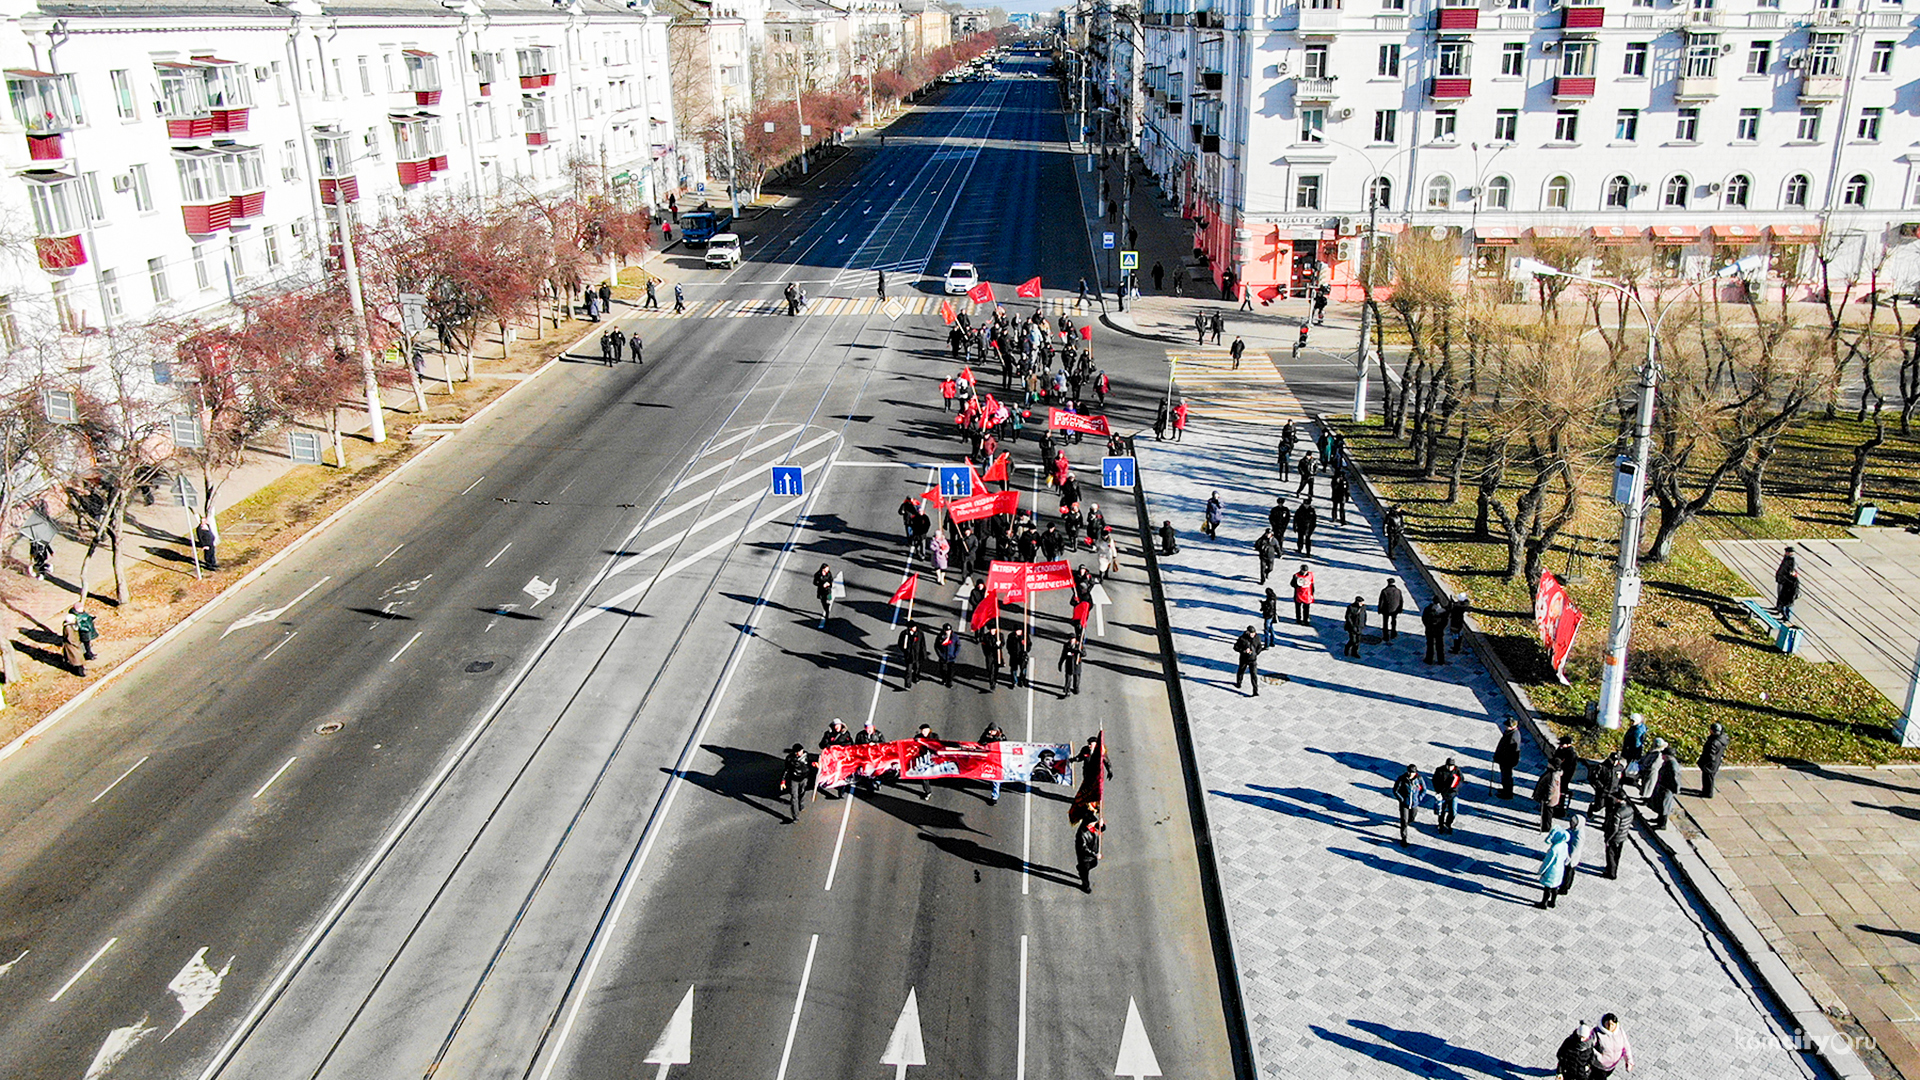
[921,486,945,509]
[982,452,1010,484]
[1078,324,1092,341]
[970,588,1000,631]
[967,281,994,305]
[959,366,974,386]
[890,573,918,606]
[938,299,957,325]
[971,465,990,494]
[1016,276,1042,298]
[1070,729,1105,824]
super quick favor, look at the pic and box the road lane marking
[389,632,424,663]
[641,447,831,536]
[1022,462,1040,896]
[165,948,232,1038]
[91,756,149,803]
[220,576,332,639]
[1016,936,1029,1080]
[49,937,116,1002]
[674,427,805,489]
[261,631,297,661]
[565,496,811,633]
[374,543,406,567]
[773,935,821,1080]
[460,475,485,495]
[484,542,512,568]
[253,757,297,800]
[0,948,27,977]
[83,1016,154,1079]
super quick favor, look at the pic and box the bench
[1738,598,1800,654]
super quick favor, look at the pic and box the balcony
[525,130,551,147]
[1682,7,1721,25]
[1167,96,1184,115]
[1190,121,1205,140]
[1295,76,1338,101]
[34,234,85,271]
[7,70,80,163]
[1674,75,1718,99]
[1798,75,1844,102]
[319,176,361,205]
[1560,4,1604,27]
[1436,7,1479,29]
[1297,3,1343,32]
[1201,132,1221,153]
[1552,75,1597,98]
[1429,76,1473,99]
[1860,10,1908,25]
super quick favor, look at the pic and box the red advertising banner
[814,739,1076,790]
[1048,408,1111,436]
[1533,571,1584,683]
[947,489,1021,523]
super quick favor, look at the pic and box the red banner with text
[947,489,1021,523]
[815,740,1075,789]
[1048,409,1111,436]
[1533,571,1584,683]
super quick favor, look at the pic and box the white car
[704,233,742,268]
[944,262,979,295]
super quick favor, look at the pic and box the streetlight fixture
[1320,136,1414,423]
[1513,252,1767,730]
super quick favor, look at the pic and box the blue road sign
[771,465,805,497]
[1101,456,1137,489]
[1101,231,1116,249]
[939,465,974,499]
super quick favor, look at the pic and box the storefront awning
[1650,224,1701,243]
[1770,223,1821,242]
[1708,224,1762,243]
[1590,225,1644,245]
[1529,225,1581,239]
[1474,226,1520,245]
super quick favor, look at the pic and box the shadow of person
[1347,1019,1556,1080]
[916,831,1079,888]
[671,744,789,822]
[863,790,985,834]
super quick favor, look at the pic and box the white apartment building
[0,0,678,342]
[1109,0,1919,301]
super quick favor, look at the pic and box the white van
[705,233,742,268]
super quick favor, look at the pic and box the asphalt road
[0,58,1237,1080]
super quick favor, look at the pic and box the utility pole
[722,94,742,218]
[332,200,386,444]
[794,63,809,175]
[1353,189,1377,422]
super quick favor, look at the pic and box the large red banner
[1048,409,1111,436]
[1533,571,1584,683]
[947,489,1021,523]
[815,740,1075,789]
[985,560,1072,600]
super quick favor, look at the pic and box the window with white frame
[1684,34,1719,78]
[1795,107,1821,141]
[1545,175,1571,209]
[1432,109,1457,142]
[1553,109,1579,142]
[192,243,211,291]
[1736,108,1759,142]
[223,146,266,192]
[149,257,170,303]
[1869,40,1894,74]
[50,280,79,333]
[1481,175,1510,209]
[1784,172,1810,207]
[1296,174,1322,209]
[157,63,212,120]
[1373,109,1397,143]
[109,69,137,120]
[1500,42,1525,77]
[1493,109,1518,141]
[99,268,123,320]
[1857,107,1882,141]
[44,388,77,424]
[1437,41,1469,77]
[1615,109,1639,141]
[1560,40,1594,76]
[1746,40,1771,75]
[1304,45,1329,78]
[25,177,81,237]
[1842,173,1869,207]
[1605,174,1632,208]
[1368,175,1393,208]
[264,225,281,268]
[0,296,16,353]
[1425,174,1452,208]
[1623,42,1648,76]
[1675,107,1700,142]
[1377,44,1401,77]
[1807,32,1843,77]
[171,414,205,449]
[1724,173,1750,207]
[1300,108,1325,143]
[174,153,228,203]
[1663,174,1689,207]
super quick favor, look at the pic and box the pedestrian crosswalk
[1166,348,1311,427]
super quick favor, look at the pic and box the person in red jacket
[1171,399,1189,441]
[1290,564,1315,625]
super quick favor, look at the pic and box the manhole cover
[315,721,344,735]
[465,660,495,674]
[459,654,510,676]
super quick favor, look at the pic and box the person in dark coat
[1292,500,1318,556]
[1601,790,1629,879]
[781,744,814,822]
[1277,424,1294,481]
[1550,736,1581,817]
[1268,498,1292,549]
[813,563,836,626]
[1448,591,1472,653]
[1260,587,1280,647]
[1647,744,1681,829]
[936,623,961,686]
[1431,757,1463,833]
[820,718,854,750]
[1421,598,1449,664]
[898,620,928,686]
[629,334,644,364]
[1233,625,1263,694]
[1697,722,1730,798]
[1159,520,1178,556]
[1392,764,1426,847]
[1775,546,1800,623]
[1533,767,1563,833]
[1075,817,1103,892]
[1329,471,1350,525]
[1058,632,1085,696]
[1378,577,1404,641]
[979,625,1004,691]
[195,515,220,571]
[1254,528,1280,585]
[1202,491,1223,538]
[1006,628,1031,688]
[1493,718,1523,799]
[1342,596,1366,657]
[1556,1022,1595,1080]
[1296,454,1316,498]
[1589,750,1624,806]
[981,722,1007,802]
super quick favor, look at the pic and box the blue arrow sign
[1101,456,1136,489]
[771,465,805,497]
[939,465,974,499]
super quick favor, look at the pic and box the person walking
[1233,625,1264,695]
[936,623,962,687]
[911,723,938,799]
[644,278,659,310]
[1493,718,1523,799]
[1077,277,1090,306]
[1075,817,1104,893]
[1533,766,1564,833]
[1171,399,1189,441]
[630,333,644,364]
[1152,398,1169,441]
[1557,1023,1596,1080]
[70,603,97,661]
[1268,498,1292,550]
[979,625,1004,691]
[608,327,625,368]
[584,287,600,322]
[598,329,614,365]
[1290,564,1315,625]
[1254,529,1279,585]
[1537,826,1570,908]
[1312,285,1329,325]
[1589,750,1625,805]
[1378,577,1404,641]
[1293,500,1318,556]
[60,607,88,676]
[1006,628,1031,688]
[1550,735,1581,818]
[1276,432,1292,482]
[980,722,1007,802]
[1295,454,1316,498]
[930,531,950,586]
[195,515,220,571]
[1159,520,1178,556]
[781,744,814,822]
[1392,763,1426,846]
[899,620,928,687]
[1202,491,1223,539]
[1342,596,1366,657]
[1193,312,1207,345]
[1208,311,1224,345]
[1775,546,1800,623]
[812,563,836,627]
[598,281,613,313]
[1260,587,1280,647]
[1384,506,1406,560]
[1559,813,1587,898]
[1058,631,1085,696]
[820,718,854,751]
[1621,714,1651,787]
[1421,597,1449,664]
[1647,744,1680,829]
[673,283,686,314]
[1433,757,1463,834]
[1447,591,1472,653]
[1151,261,1165,291]
[1172,266,1186,296]
[1329,470,1350,525]
[1589,1015,1634,1077]
[1601,790,1629,880]
[1697,722,1729,797]
[876,269,887,300]
[1229,335,1245,370]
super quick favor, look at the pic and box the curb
[0,348,571,768]
[1129,455,1262,1080]
[1329,414,1862,1080]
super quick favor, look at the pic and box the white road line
[1016,935,1029,1080]
[484,542,512,568]
[642,446,832,534]
[566,496,810,633]
[220,576,333,639]
[374,543,405,568]
[261,631,297,661]
[459,475,485,495]
[389,632,424,663]
[253,757,297,800]
[609,493,782,577]
[673,427,805,489]
[49,938,116,1002]
[91,755,149,803]
[773,935,821,1080]
[823,792,857,893]
[1022,463,1040,897]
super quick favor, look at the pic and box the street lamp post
[1321,136,1413,423]
[1513,254,1765,730]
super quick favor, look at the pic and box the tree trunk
[330,405,347,468]
[1848,408,1885,504]
[1643,500,1689,564]
[1445,418,1470,504]
[1742,438,1780,517]
[108,502,130,606]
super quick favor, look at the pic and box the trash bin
[1777,623,1800,654]
[1854,503,1878,526]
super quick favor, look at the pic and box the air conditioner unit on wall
[111,174,132,193]
[1338,238,1360,262]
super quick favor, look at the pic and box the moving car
[704,233,742,268]
[944,262,979,295]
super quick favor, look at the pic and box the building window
[1482,175,1511,209]
[1807,32,1843,77]
[1605,174,1632,208]
[51,281,79,333]
[1784,172,1810,207]
[228,235,246,280]
[1857,107,1882,142]
[171,414,205,450]
[1675,107,1700,142]
[1724,173,1751,207]
[1474,246,1507,278]
[1368,175,1394,208]
[1560,40,1596,77]
[109,70,137,120]
[1296,175,1323,209]
[1735,108,1760,142]
[1663,174,1690,208]
[1545,175,1571,209]
[1381,0,1405,11]
[1615,109,1639,142]
[126,163,152,212]
[1436,41,1469,77]
[1842,173,1869,208]
[359,56,373,95]
[1869,40,1894,75]
[1795,107,1821,142]
[79,172,106,223]
[1655,246,1684,276]
[1500,42,1525,77]
[0,296,16,352]
[192,244,211,291]
[1298,107,1326,143]
[1493,109,1518,142]
[1553,109,1579,143]
[1685,33,1719,79]
[44,388,77,424]
[1746,40,1771,75]
[1373,109,1397,143]
[1623,42,1648,76]
[149,257,170,303]
[1377,44,1401,77]
[263,225,281,268]
[1432,109,1457,142]
[1304,45,1329,79]
[99,269,123,321]
[1425,174,1453,209]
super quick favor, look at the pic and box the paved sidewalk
[1136,384,1818,1078]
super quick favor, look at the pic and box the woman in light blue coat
[1537,826,1570,909]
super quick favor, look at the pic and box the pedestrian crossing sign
[939,465,974,499]
[1120,251,1138,271]
[771,466,805,497]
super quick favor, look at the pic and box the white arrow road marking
[164,948,231,1038]
[881,988,926,1077]
[220,576,332,639]
[642,444,833,533]
[0,948,26,977]
[1114,998,1163,1079]
[643,985,694,1076]
[564,495,809,633]
[50,937,116,1002]
[522,577,557,607]
[82,1015,154,1080]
